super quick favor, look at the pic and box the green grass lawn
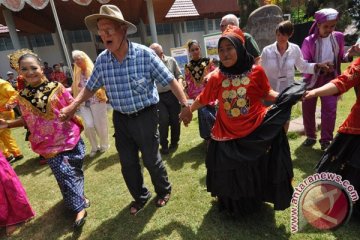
[5,63,360,239]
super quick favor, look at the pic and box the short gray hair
[221,14,240,27]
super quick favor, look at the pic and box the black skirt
[316,133,360,216]
[206,82,306,216]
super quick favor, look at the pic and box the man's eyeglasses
[97,28,118,36]
[97,24,126,36]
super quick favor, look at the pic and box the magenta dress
[0,152,35,227]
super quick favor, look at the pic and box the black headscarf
[218,35,254,75]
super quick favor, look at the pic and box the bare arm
[169,79,188,105]
[263,89,279,102]
[189,99,204,113]
[0,118,25,129]
[60,87,96,121]
[303,83,339,100]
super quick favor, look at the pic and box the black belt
[119,104,156,118]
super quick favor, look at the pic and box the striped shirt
[86,41,174,114]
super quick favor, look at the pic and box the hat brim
[84,14,137,35]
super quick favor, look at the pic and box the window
[0,38,9,51]
[186,20,205,32]
[208,19,213,31]
[214,18,221,31]
[19,36,28,48]
[146,23,173,35]
[68,30,91,43]
[29,33,54,47]
[0,36,32,51]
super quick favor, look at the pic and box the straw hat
[84,5,137,35]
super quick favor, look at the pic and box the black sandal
[129,201,146,216]
[73,210,87,228]
[155,193,170,207]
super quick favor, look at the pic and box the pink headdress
[309,8,339,36]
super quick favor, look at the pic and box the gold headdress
[8,49,38,73]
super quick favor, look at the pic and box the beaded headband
[8,48,38,72]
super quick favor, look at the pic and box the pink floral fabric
[18,82,83,158]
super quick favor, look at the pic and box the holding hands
[303,82,339,101]
[302,90,317,101]
[179,99,204,126]
[179,105,192,127]
[315,62,331,75]
[59,105,77,121]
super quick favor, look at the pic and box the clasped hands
[59,105,77,121]
[315,62,333,75]
[302,90,316,101]
[179,106,192,127]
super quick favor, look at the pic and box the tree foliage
[268,0,292,14]
[237,0,260,27]
[238,0,356,34]
[348,0,360,28]
[304,0,352,32]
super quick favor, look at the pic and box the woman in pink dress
[0,50,89,228]
[0,151,35,236]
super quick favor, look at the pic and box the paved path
[288,107,321,134]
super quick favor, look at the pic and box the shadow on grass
[13,157,49,177]
[291,215,360,237]
[137,203,290,240]
[333,217,360,239]
[292,144,324,179]
[82,152,119,172]
[164,142,206,171]
[199,175,206,187]
[13,202,83,240]
[84,201,157,239]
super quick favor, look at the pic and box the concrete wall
[71,42,98,61]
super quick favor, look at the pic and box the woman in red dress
[180,26,304,216]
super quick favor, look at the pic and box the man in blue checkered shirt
[60,5,190,215]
